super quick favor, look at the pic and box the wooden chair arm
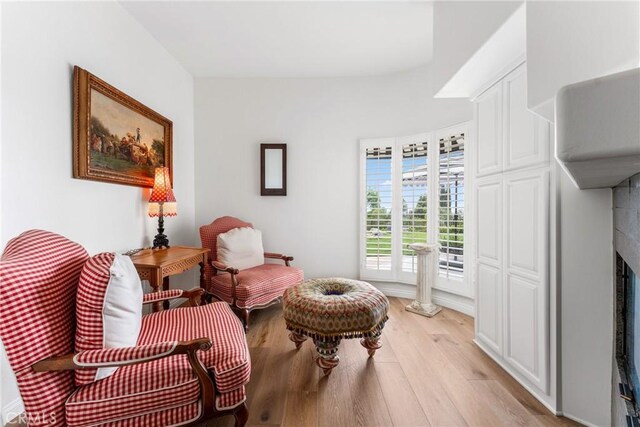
[182,288,206,307]
[32,354,80,372]
[210,259,239,275]
[264,252,294,266]
[208,259,240,305]
[31,338,212,372]
[142,288,204,307]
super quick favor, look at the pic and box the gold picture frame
[73,66,173,188]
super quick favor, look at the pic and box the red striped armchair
[0,230,250,426]
[200,216,304,330]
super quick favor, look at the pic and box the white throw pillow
[75,253,143,384]
[217,227,264,270]
[99,254,143,378]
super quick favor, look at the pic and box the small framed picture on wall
[260,143,287,196]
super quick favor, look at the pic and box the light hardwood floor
[203,297,581,427]
[5,297,581,427]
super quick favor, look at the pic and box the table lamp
[148,167,176,249]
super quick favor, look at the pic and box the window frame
[360,137,396,282]
[396,132,432,285]
[434,123,473,297]
[359,122,473,298]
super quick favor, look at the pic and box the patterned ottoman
[283,278,389,375]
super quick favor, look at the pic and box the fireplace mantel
[556,68,640,190]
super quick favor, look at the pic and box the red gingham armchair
[0,230,250,426]
[200,216,304,330]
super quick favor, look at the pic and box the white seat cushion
[217,227,264,270]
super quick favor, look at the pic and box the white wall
[1,2,195,420]
[194,66,472,280]
[527,0,640,119]
[432,1,522,95]
[0,0,4,419]
[525,3,633,423]
[558,170,613,427]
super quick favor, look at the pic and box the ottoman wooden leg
[360,335,382,357]
[314,338,340,375]
[288,331,307,349]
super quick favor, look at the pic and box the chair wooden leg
[233,402,249,427]
[241,309,250,331]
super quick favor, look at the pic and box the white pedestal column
[406,243,441,317]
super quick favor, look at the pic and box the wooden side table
[130,246,209,312]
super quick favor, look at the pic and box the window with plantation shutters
[360,123,470,297]
[364,144,393,272]
[401,140,429,273]
[438,133,465,279]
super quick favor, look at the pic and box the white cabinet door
[475,176,503,354]
[503,169,549,393]
[504,169,549,281]
[476,176,502,266]
[503,66,550,171]
[475,83,502,177]
[477,262,503,354]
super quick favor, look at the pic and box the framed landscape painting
[73,66,172,187]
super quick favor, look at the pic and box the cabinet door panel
[505,169,549,280]
[476,83,502,176]
[476,177,502,265]
[476,263,502,354]
[503,66,549,171]
[505,273,548,392]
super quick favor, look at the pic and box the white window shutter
[400,137,430,274]
[360,139,394,277]
[438,132,466,279]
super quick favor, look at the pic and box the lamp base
[152,233,170,250]
[152,216,170,249]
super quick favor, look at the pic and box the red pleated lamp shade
[148,167,177,217]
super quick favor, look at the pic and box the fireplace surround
[616,255,640,423]
[614,173,640,425]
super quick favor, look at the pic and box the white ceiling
[121,1,433,78]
